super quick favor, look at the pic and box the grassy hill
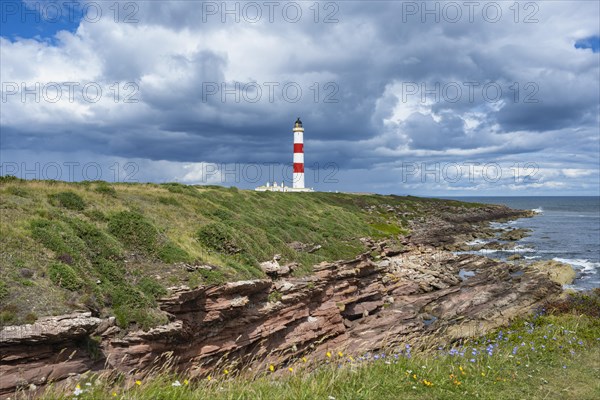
[0,177,477,330]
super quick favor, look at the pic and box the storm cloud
[1,0,598,195]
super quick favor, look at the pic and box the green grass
[35,310,600,399]
[0,179,490,329]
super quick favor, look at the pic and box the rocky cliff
[0,204,561,398]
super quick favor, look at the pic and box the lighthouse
[293,117,305,189]
[254,117,313,192]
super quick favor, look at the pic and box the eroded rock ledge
[0,243,561,398]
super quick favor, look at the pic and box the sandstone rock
[260,259,290,277]
[0,312,101,345]
[528,260,576,285]
[499,228,532,241]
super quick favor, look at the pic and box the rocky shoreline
[0,204,566,398]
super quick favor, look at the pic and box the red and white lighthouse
[293,117,305,189]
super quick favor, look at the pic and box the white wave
[513,245,536,253]
[466,239,489,246]
[562,284,586,291]
[531,207,543,214]
[553,258,599,273]
[477,249,499,254]
[524,255,541,260]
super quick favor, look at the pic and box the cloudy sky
[1,0,599,195]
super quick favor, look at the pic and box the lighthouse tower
[293,117,305,189]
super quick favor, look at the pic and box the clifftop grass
[0,178,481,329]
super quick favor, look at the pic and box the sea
[442,197,600,291]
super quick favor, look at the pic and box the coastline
[0,197,567,398]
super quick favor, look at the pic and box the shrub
[545,289,600,318]
[114,307,168,331]
[0,281,9,301]
[94,259,125,283]
[48,262,83,291]
[137,277,167,299]
[84,209,108,222]
[6,186,29,197]
[108,211,158,253]
[49,191,86,211]
[94,182,117,197]
[268,290,283,303]
[197,223,241,254]
[158,196,180,206]
[195,269,227,286]
[0,310,16,324]
[24,312,38,324]
[67,217,122,260]
[158,242,191,263]
[0,175,20,183]
[31,219,86,266]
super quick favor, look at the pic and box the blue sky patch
[0,0,81,41]
[575,36,600,53]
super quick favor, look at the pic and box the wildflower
[223,369,229,375]
[422,379,433,387]
[328,396,336,400]
[74,385,83,396]
[326,351,332,358]
[470,359,476,363]
[85,383,92,387]
[481,372,486,377]
[349,356,354,362]
[184,379,189,385]
[135,380,142,386]
[112,392,117,397]
[453,380,462,386]
[288,367,293,372]
[302,357,307,363]
[338,351,344,357]
[171,380,182,387]
[413,374,417,380]
[207,376,212,381]
[269,365,275,372]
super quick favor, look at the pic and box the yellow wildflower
[302,357,307,363]
[338,351,344,357]
[135,380,142,386]
[481,372,486,377]
[184,379,189,385]
[223,369,229,375]
[269,365,275,372]
[326,351,332,358]
[112,392,117,397]
[288,367,293,372]
[207,376,211,381]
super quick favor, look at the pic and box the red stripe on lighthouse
[294,143,304,153]
[293,163,304,173]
